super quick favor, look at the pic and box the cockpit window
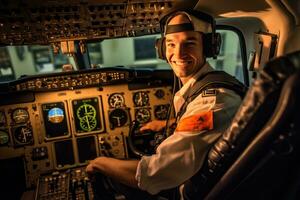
[87,35,170,69]
[0,28,246,83]
[0,45,75,82]
[208,29,246,84]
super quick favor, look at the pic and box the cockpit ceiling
[0,0,176,45]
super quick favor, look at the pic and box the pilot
[86,8,243,200]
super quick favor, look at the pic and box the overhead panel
[0,0,175,45]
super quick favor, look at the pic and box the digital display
[77,136,97,163]
[42,102,69,138]
[54,140,75,167]
[72,97,103,134]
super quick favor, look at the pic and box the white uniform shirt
[135,63,242,195]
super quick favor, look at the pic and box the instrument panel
[0,69,173,189]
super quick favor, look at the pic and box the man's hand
[139,120,166,132]
[85,157,140,188]
[86,159,98,176]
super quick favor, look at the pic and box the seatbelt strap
[176,71,247,122]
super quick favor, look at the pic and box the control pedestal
[35,167,94,200]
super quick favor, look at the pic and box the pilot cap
[161,10,213,36]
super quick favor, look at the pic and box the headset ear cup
[155,37,166,60]
[214,33,222,57]
[203,33,213,57]
[203,33,222,58]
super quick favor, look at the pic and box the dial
[12,108,29,124]
[154,89,165,99]
[135,108,151,124]
[109,108,128,129]
[76,103,97,132]
[48,107,64,123]
[79,115,97,132]
[0,111,6,127]
[108,93,125,108]
[42,102,69,138]
[154,104,170,120]
[76,103,97,119]
[13,125,33,145]
[0,130,9,145]
[133,91,149,107]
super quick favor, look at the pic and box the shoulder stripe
[176,111,213,132]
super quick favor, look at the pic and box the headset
[156,9,221,59]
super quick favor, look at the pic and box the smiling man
[165,14,206,84]
[86,9,243,200]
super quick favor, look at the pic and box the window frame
[216,25,249,86]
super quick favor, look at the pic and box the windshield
[0,29,245,83]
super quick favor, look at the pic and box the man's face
[164,15,205,84]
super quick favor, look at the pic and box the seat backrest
[182,50,300,200]
[206,70,300,200]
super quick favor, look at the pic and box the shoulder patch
[176,111,213,132]
[202,89,217,97]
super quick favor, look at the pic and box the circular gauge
[0,111,6,126]
[13,125,33,145]
[154,104,170,120]
[108,93,125,108]
[48,107,64,123]
[12,108,29,124]
[76,103,96,119]
[0,130,9,145]
[135,108,151,124]
[133,91,149,107]
[79,115,97,131]
[109,108,128,129]
[76,103,97,131]
[154,89,165,99]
